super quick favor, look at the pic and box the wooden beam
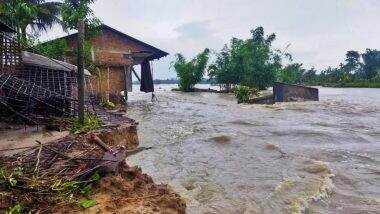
[131,67,141,83]
[123,65,132,101]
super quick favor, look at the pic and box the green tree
[279,63,305,84]
[34,39,69,61]
[60,0,100,74]
[240,27,282,90]
[344,50,361,73]
[319,67,345,83]
[208,42,242,91]
[0,0,61,46]
[60,0,100,31]
[173,49,211,92]
[301,67,318,85]
[361,49,380,79]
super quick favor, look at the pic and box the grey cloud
[39,0,380,79]
[174,21,213,39]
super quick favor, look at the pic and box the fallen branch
[125,147,153,157]
[34,141,43,175]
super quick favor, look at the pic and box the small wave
[228,120,260,126]
[265,159,334,214]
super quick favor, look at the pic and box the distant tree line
[172,26,380,92]
[311,50,380,87]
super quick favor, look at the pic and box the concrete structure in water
[44,24,169,103]
[273,82,319,102]
[249,82,319,104]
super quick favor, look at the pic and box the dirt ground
[53,163,186,214]
[0,122,186,214]
[0,122,69,155]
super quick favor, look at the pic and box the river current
[126,85,380,214]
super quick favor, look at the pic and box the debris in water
[209,135,231,144]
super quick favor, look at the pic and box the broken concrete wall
[273,82,319,102]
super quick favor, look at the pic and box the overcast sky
[41,0,380,79]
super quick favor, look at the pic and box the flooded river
[126,85,380,214]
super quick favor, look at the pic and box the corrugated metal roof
[22,51,91,76]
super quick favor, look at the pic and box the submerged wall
[273,82,319,102]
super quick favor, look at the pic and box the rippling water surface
[126,85,380,214]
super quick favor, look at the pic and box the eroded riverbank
[0,119,186,213]
[126,86,380,213]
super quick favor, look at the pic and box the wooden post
[77,19,85,124]
[124,65,132,101]
[106,66,110,101]
[123,65,128,101]
[132,67,141,83]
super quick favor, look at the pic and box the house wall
[89,66,126,103]
[65,27,153,103]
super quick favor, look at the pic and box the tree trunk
[21,27,28,47]
[77,19,85,125]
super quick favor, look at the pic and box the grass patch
[1,166,102,212]
[101,100,116,110]
[70,112,103,134]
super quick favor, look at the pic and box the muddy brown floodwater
[126,85,380,214]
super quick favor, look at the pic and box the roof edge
[41,24,169,60]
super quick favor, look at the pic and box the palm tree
[30,0,62,34]
[0,0,61,46]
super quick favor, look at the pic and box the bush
[172,49,210,92]
[234,85,260,103]
[101,100,116,110]
[34,39,69,61]
[70,113,103,134]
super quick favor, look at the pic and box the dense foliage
[278,63,305,84]
[234,85,260,104]
[209,27,283,90]
[208,39,243,91]
[70,112,103,134]
[172,48,211,92]
[34,39,70,61]
[60,0,100,31]
[0,0,61,46]
[310,49,380,86]
[207,27,380,91]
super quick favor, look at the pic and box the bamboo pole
[77,19,85,124]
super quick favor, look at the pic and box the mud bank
[0,122,186,213]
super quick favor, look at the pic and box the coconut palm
[0,0,61,45]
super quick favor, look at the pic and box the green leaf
[80,199,96,209]
[8,203,24,214]
[90,172,101,181]
[62,181,80,191]
[80,184,92,196]
[9,177,17,187]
